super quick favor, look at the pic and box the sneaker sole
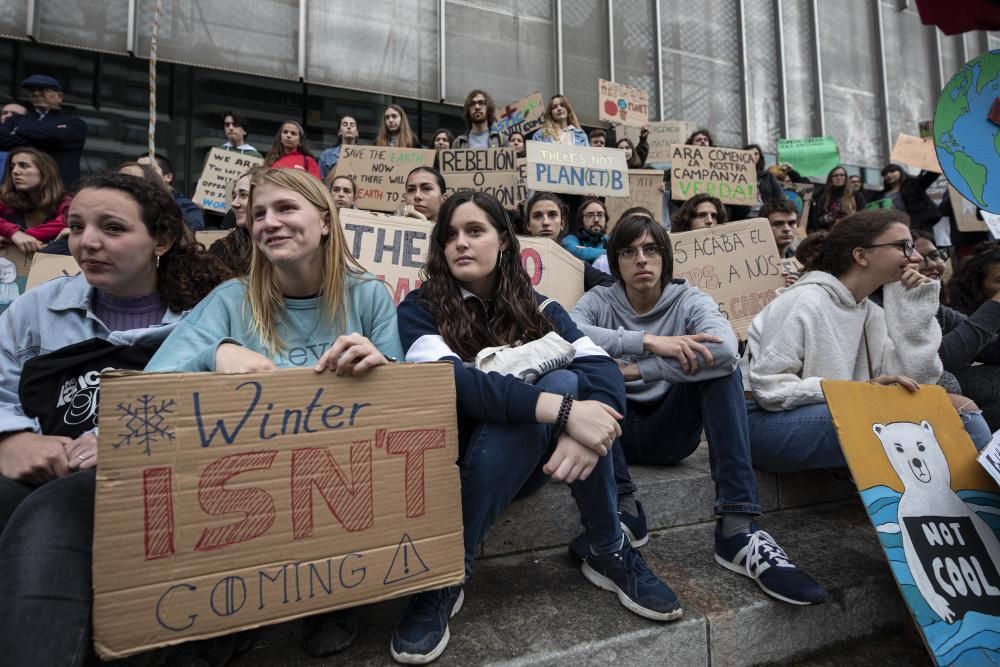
[389,590,465,664]
[580,562,683,622]
[713,554,817,606]
[622,522,649,549]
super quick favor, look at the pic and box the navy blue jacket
[0,105,87,188]
[172,190,205,231]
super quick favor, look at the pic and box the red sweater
[271,151,322,180]
[0,195,71,241]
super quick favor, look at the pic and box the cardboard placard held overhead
[339,208,584,310]
[606,169,664,230]
[438,148,519,209]
[26,252,81,290]
[0,244,33,312]
[526,141,630,199]
[334,145,437,213]
[823,381,1000,665]
[669,144,758,206]
[598,79,649,128]
[192,148,264,213]
[776,137,841,179]
[91,364,464,659]
[949,186,987,233]
[622,121,697,165]
[890,134,942,174]
[670,218,784,338]
[491,91,545,141]
[515,158,530,211]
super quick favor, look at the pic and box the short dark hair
[135,152,174,177]
[330,174,357,196]
[222,110,249,132]
[759,198,797,219]
[588,128,607,142]
[672,193,727,232]
[406,166,446,193]
[607,214,674,289]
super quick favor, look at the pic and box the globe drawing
[934,49,1000,214]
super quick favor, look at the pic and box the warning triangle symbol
[383,532,431,585]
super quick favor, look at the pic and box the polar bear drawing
[872,420,1000,624]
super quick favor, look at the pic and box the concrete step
[482,443,858,557]
[781,631,931,666]
[236,501,908,666]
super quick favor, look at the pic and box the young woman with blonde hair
[531,95,588,146]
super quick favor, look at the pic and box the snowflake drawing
[115,394,177,456]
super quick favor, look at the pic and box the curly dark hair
[672,193,727,232]
[795,209,911,276]
[419,190,553,362]
[209,226,253,276]
[74,172,234,311]
[946,243,1000,315]
[685,128,714,146]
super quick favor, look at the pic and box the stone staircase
[235,444,925,666]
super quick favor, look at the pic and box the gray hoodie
[571,279,739,404]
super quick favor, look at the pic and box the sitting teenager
[808,165,863,234]
[208,167,257,276]
[263,121,322,180]
[329,174,357,210]
[395,191,680,663]
[744,210,992,478]
[947,241,1000,316]
[375,104,421,149]
[402,166,447,223]
[616,133,649,169]
[671,193,727,232]
[729,144,785,220]
[591,206,657,275]
[0,147,69,253]
[524,191,613,291]
[0,172,232,666]
[561,196,609,263]
[570,214,828,606]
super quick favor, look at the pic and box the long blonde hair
[539,95,581,141]
[245,168,367,354]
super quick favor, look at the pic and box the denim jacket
[531,126,589,147]
[0,274,183,435]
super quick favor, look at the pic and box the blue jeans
[747,400,993,474]
[0,470,96,667]
[613,369,761,516]
[461,369,621,577]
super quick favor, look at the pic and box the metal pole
[148,0,163,159]
[439,0,446,101]
[298,0,307,80]
[874,0,893,162]
[809,0,825,135]
[933,27,945,93]
[737,0,750,144]
[608,0,615,81]
[775,0,789,138]
[25,0,38,40]
[126,0,137,55]
[654,0,663,120]
[555,0,564,93]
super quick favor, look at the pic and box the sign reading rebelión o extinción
[669,145,757,206]
[437,148,519,210]
[526,141,630,198]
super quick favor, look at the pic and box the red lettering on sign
[194,451,278,552]
[520,248,542,285]
[143,467,176,560]
[290,441,374,539]
[378,428,446,518]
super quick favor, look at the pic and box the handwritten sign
[606,169,664,231]
[777,137,841,179]
[890,134,941,174]
[490,91,545,141]
[26,252,81,290]
[526,141,629,198]
[979,432,1000,488]
[598,79,649,128]
[193,148,263,213]
[438,148,519,209]
[91,365,464,658]
[334,145,436,212]
[339,208,584,310]
[622,121,698,165]
[0,244,33,312]
[670,145,757,206]
[670,218,784,338]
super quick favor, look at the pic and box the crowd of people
[0,74,998,666]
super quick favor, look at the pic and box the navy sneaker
[390,586,464,664]
[582,540,683,621]
[568,500,649,561]
[714,523,829,605]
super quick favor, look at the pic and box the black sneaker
[714,523,829,605]
[568,500,649,561]
[303,609,359,657]
[581,540,683,621]
[389,586,464,664]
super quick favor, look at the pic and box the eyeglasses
[618,244,663,262]
[865,240,917,258]
[921,248,951,266]
[583,211,606,221]
[470,99,488,107]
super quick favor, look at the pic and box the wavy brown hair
[538,95,582,140]
[0,147,65,218]
[264,120,315,166]
[73,172,234,311]
[420,190,553,362]
[817,165,858,218]
[672,193,727,232]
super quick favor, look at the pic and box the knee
[536,369,579,398]
[2,472,96,548]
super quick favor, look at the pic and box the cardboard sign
[670,218,784,338]
[491,91,545,141]
[195,230,232,247]
[983,212,1000,240]
[622,121,697,165]
[950,187,988,232]
[515,158,529,211]
[0,244,33,312]
[669,145,757,206]
[823,381,1000,665]
[438,148,519,209]
[979,432,1000,488]
[525,141,630,198]
[91,364,464,658]
[334,146,437,213]
[776,137,841,180]
[606,169,664,231]
[26,252,81,290]
[891,134,942,174]
[339,209,584,310]
[598,79,649,128]
[919,119,934,139]
[193,148,263,213]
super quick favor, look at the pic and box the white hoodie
[743,270,942,411]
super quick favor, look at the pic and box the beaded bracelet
[554,393,574,437]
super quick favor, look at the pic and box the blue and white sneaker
[390,586,464,664]
[582,539,683,621]
[714,523,829,605]
[568,500,649,561]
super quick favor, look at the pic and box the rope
[148,0,163,159]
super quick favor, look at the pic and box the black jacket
[899,171,942,233]
[0,104,87,189]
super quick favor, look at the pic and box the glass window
[613,0,659,122]
[562,0,610,128]
[744,0,781,152]
[881,2,938,140]
[780,0,821,140]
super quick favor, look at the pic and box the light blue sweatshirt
[146,275,403,372]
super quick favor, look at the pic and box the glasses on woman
[865,240,917,258]
[618,244,663,262]
[921,248,951,267]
